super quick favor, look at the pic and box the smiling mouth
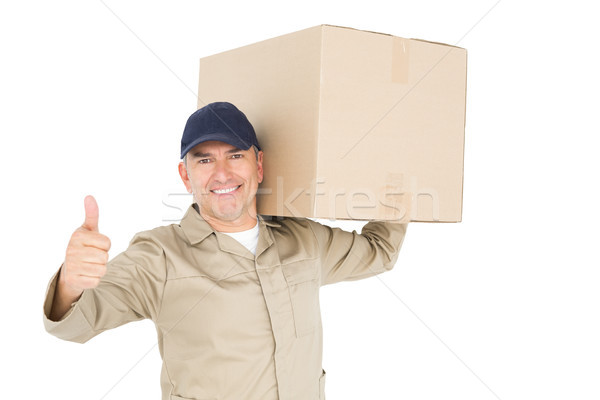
[211,185,241,194]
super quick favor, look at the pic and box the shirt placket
[255,225,297,400]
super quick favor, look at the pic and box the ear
[256,151,264,184]
[178,162,193,193]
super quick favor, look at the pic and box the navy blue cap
[180,102,261,159]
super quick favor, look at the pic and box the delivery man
[43,102,408,400]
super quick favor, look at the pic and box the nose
[212,158,234,183]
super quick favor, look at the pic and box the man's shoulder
[128,223,186,248]
[261,216,334,243]
[261,215,319,231]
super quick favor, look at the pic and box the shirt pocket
[281,259,320,338]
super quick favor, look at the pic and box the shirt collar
[179,204,281,245]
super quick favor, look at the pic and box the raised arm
[307,220,408,286]
[43,196,166,343]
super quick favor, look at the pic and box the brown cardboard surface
[197,25,467,222]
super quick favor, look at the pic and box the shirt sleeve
[307,220,408,286]
[42,231,167,343]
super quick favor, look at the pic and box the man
[44,102,408,400]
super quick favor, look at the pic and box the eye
[198,158,211,164]
[230,154,243,159]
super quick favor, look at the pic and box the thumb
[82,195,99,232]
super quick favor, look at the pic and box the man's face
[178,140,264,231]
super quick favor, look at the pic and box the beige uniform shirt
[43,205,407,400]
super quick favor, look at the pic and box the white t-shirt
[221,221,260,255]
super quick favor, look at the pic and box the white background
[1,1,599,399]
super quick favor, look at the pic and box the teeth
[213,185,239,194]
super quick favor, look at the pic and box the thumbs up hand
[60,195,112,296]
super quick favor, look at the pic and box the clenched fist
[50,195,111,321]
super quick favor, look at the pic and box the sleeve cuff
[42,267,93,343]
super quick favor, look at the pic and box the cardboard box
[198,25,467,222]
